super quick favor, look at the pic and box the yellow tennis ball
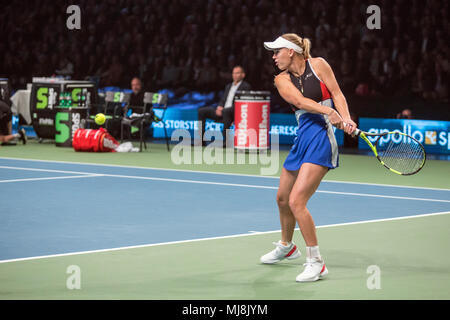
[95,113,106,125]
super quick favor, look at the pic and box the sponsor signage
[359,118,450,154]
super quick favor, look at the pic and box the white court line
[1,165,449,202]
[316,190,450,203]
[0,174,103,183]
[0,210,448,264]
[107,174,450,203]
[0,157,279,178]
[1,156,449,191]
[0,165,99,175]
[322,179,450,192]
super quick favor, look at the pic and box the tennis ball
[95,113,106,125]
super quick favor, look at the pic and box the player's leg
[277,167,298,244]
[260,167,301,264]
[289,162,327,246]
[289,162,329,281]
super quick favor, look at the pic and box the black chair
[86,91,130,139]
[120,101,149,152]
[146,92,170,151]
[120,92,170,152]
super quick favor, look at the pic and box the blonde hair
[281,33,312,59]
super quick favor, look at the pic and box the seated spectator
[129,77,145,107]
[122,77,149,141]
[197,65,251,146]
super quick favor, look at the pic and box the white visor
[263,36,303,54]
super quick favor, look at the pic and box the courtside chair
[86,91,130,139]
[120,92,169,152]
[144,92,170,151]
[120,96,148,152]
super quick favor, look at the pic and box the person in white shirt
[197,65,251,146]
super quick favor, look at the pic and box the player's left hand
[343,118,357,135]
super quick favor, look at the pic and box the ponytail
[281,33,312,59]
[302,38,311,59]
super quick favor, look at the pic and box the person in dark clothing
[197,65,251,146]
[0,100,27,145]
[129,77,145,107]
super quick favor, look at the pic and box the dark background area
[0,0,448,120]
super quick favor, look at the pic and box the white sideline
[0,165,449,202]
[0,211,448,264]
[1,156,449,191]
[0,174,102,183]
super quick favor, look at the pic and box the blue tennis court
[1,157,449,262]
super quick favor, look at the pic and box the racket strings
[377,135,425,174]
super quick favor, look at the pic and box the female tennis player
[260,34,356,282]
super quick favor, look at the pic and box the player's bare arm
[311,57,356,134]
[274,73,344,129]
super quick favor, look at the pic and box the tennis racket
[351,127,426,175]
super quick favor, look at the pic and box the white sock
[280,240,292,247]
[306,246,321,260]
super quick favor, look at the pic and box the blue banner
[358,118,450,155]
[152,110,344,146]
[13,108,344,146]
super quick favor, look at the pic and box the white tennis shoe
[296,257,328,282]
[260,241,301,264]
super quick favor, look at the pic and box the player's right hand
[327,109,344,130]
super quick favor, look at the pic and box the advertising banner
[151,109,344,147]
[30,79,96,139]
[359,118,450,154]
[234,91,270,150]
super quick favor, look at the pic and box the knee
[288,194,307,213]
[276,192,290,208]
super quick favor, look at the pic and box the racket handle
[343,122,361,137]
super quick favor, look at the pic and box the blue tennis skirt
[284,112,339,172]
